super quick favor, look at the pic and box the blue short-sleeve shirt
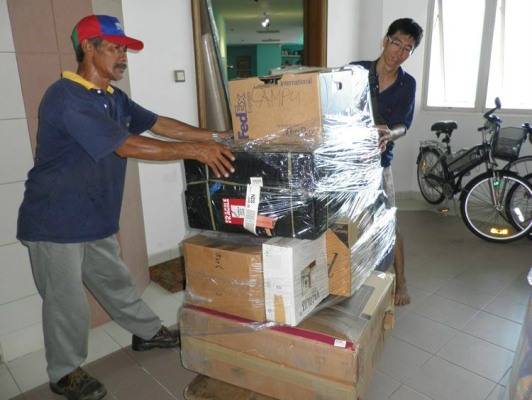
[17,72,158,243]
[350,60,416,167]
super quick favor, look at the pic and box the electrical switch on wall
[174,70,185,82]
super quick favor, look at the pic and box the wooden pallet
[184,375,276,400]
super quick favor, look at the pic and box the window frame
[421,0,530,115]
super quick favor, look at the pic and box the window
[486,0,532,109]
[425,0,532,111]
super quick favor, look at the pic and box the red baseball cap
[71,15,144,51]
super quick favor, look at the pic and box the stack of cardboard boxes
[179,66,397,399]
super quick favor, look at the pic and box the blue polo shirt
[17,71,158,243]
[350,60,416,167]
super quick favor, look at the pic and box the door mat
[149,256,186,293]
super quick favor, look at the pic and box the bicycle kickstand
[437,197,458,216]
[437,204,450,214]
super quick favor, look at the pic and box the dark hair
[75,37,103,63]
[386,18,424,49]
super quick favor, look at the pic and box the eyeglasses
[387,36,414,56]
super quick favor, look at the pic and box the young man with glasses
[351,18,424,306]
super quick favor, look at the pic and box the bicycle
[416,98,532,243]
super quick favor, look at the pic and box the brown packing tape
[384,275,396,331]
[383,311,394,330]
[274,294,286,324]
[256,216,277,229]
[326,228,351,296]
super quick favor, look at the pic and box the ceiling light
[261,13,270,28]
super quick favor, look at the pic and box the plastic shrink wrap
[183,65,396,318]
[180,65,397,398]
[184,65,384,240]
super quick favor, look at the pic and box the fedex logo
[234,93,249,139]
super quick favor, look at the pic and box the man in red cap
[17,14,234,400]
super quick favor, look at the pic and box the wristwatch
[212,130,219,141]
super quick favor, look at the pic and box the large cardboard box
[183,232,268,322]
[228,67,370,144]
[180,271,395,400]
[262,235,328,326]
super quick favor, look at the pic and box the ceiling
[210,0,303,45]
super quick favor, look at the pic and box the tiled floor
[1,199,531,400]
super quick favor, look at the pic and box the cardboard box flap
[300,272,393,343]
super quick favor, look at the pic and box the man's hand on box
[195,142,235,178]
[376,125,391,153]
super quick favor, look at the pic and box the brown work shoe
[132,325,180,351]
[50,367,107,400]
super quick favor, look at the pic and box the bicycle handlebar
[523,122,532,144]
[482,97,501,119]
[478,97,502,132]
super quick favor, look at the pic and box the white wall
[0,0,44,363]
[327,0,360,67]
[122,0,200,265]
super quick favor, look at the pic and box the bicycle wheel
[504,155,532,177]
[504,157,532,239]
[505,172,532,239]
[417,148,445,204]
[460,171,532,243]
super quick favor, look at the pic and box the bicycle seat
[431,121,458,133]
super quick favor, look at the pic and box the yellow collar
[61,71,115,94]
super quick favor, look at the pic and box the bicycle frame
[418,129,493,200]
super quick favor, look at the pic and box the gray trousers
[23,235,161,383]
